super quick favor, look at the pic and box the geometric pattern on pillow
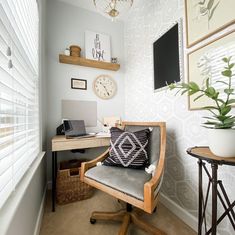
[103,127,150,168]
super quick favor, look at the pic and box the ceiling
[58,0,96,12]
[57,0,136,21]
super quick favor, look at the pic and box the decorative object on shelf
[64,48,70,56]
[59,54,120,71]
[93,0,133,20]
[71,78,87,90]
[93,74,117,99]
[85,31,111,62]
[111,57,118,63]
[70,45,81,57]
[169,56,235,157]
[185,0,235,48]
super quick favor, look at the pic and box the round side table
[187,147,235,235]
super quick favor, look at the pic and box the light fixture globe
[93,0,133,20]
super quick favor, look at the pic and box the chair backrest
[123,122,164,165]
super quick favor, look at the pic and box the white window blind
[0,0,39,209]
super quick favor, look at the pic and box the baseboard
[160,193,197,232]
[34,186,47,235]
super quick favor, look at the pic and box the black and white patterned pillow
[103,127,150,168]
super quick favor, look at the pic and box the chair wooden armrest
[80,148,109,181]
[144,127,166,213]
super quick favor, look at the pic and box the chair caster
[90,218,96,224]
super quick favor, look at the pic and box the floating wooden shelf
[59,54,120,71]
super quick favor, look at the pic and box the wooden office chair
[80,122,167,235]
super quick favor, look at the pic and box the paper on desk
[96,132,111,138]
[103,116,121,127]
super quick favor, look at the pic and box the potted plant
[169,57,235,157]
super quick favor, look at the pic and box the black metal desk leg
[198,160,203,235]
[52,151,57,212]
[211,163,218,235]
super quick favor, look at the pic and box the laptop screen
[63,120,86,137]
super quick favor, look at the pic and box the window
[0,0,39,209]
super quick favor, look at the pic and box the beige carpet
[39,190,197,235]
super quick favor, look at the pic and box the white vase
[208,128,235,158]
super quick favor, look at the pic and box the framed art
[185,0,235,48]
[188,30,235,110]
[153,19,184,92]
[71,78,87,90]
[85,30,111,62]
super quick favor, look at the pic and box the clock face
[93,75,117,99]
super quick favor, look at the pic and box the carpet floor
[39,190,197,235]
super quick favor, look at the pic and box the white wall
[46,0,125,179]
[124,0,235,234]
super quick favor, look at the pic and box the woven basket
[69,45,81,57]
[56,159,94,205]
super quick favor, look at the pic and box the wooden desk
[51,135,110,211]
[187,147,235,235]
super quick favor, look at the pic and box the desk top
[187,147,235,166]
[52,135,110,152]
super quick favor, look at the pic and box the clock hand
[100,82,110,96]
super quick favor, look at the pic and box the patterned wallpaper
[124,0,235,234]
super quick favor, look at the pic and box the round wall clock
[93,74,117,99]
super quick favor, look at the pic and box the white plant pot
[208,128,235,158]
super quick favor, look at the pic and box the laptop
[63,120,95,139]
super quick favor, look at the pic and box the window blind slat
[0,0,39,209]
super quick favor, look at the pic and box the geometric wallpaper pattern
[124,0,235,234]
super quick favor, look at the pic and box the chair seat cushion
[103,127,150,168]
[85,165,152,201]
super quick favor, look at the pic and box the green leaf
[168,83,176,90]
[217,115,229,122]
[189,82,200,91]
[215,80,229,86]
[188,90,199,96]
[222,57,228,63]
[217,99,225,104]
[222,70,232,77]
[206,77,210,88]
[205,87,216,98]
[203,116,217,120]
[181,90,188,95]
[207,0,215,9]
[202,106,219,110]
[221,106,231,115]
[224,117,235,124]
[224,88,234,95]
[229,63,235,69]
[227,99,235,105]
[209,1,220,20]
[194,94,204,101]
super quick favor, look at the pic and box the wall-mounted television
[153,22,182,90]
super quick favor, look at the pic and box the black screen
[153,23,180,90]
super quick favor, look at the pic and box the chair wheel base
[90,218,96,224]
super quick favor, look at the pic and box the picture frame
[185,0,235,48]
[71,78,87,90]
[188,29,235,110]
[85,30,111,62]
[153,19,184,92]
